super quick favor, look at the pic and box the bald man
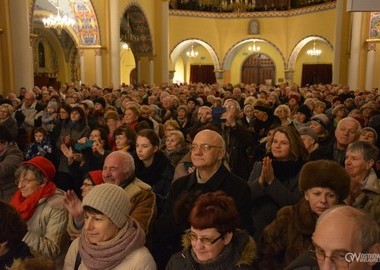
[153,129,253,269]
[312,206,380,270]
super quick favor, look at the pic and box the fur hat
[82,183,130,228]
[94,97,107,109]
[81,99,94,109]
[104,110,120,121]
[360,103,376,112]
[20,156,56,183]
[88,170,104,186]
[299,160,350,201]
[311,114,330,130]
[297,105,312,121]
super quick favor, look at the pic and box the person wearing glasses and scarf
[9,156,68,262]
[166,191,257,270]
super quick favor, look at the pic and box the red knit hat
[20,156,56,182]
[88,170,104,185]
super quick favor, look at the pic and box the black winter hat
[297,105,312,121]
[299,160,350,202]
[94,97,107,109]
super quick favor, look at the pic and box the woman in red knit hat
[9,156,68,262]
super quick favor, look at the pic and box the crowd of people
[0,81,379,269]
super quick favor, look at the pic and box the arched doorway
[241,53,275,85]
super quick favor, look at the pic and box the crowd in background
[0,81,379,269]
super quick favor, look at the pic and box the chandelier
[248,40,260,52]
[307,40,322,56]
[121,41,129,50]
[186,44,199,58]
[196,0,256,12]
[42,0,75,35]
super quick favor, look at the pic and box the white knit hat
[82,183,131,228]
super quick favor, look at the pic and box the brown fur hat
[299,160,350,202]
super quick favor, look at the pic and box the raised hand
[64,190,84,223]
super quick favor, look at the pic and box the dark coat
[258,198,316,269]
[133,151,174,215]
[248,159,304,240]
[222,124,256,181]
[284,250,319,270]
[0,142,24,202]
[166,229,257,270]
[154,164,253,269]
[310,139,346,166]
[0,241,32,270]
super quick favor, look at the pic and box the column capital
[95,49,102,56]
[214,69,224,80]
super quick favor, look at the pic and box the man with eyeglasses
[311,206,380,270]
[153,129,253,269]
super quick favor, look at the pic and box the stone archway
[121,5,153,57]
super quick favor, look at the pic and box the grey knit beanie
[82,183,131,228]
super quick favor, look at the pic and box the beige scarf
[79,218,145,270]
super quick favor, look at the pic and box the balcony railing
[170,0,335,12]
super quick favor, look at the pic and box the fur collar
[293,198,317,236]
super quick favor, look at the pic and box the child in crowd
[25,127,52,160]
[41,100,59,133]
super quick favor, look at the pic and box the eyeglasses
[15,178,38,186]
[187,230,224,246]
[223,105,236,111]
[190,144,223,152]
[309,243,350,268]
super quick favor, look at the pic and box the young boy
[25,127,52,160]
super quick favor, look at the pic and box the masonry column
[365,42,376,92]
[332,0,344,84]
[149,57,154,85]
[79,49,85,84]
[95,48,103,87]
[161,0,169,83]
[110,0,120,89]
[136,57,141,84]
[214,70,224,85]
[9,0,33,91]
[347,12,362,90]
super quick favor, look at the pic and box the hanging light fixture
[186,43,199,58]
[121,41,130,50]
[248,40,260,52]
[42,0,75,35]
[307,40,322,56]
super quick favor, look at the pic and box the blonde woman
[274,104,292,126]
